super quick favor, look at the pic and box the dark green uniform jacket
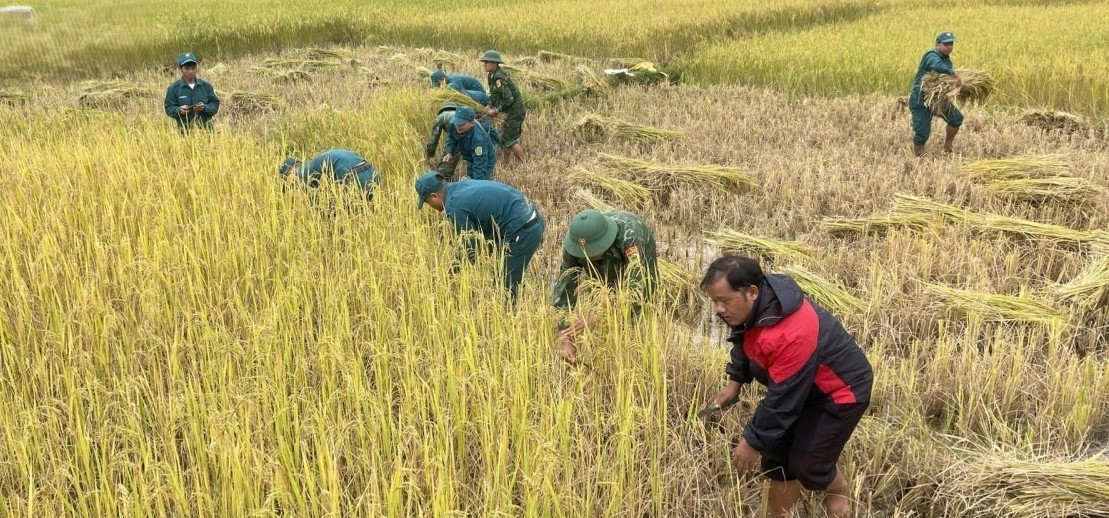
[443,179,537,259]
[551,210,658,326]
[444,121,497,181]
[163,77,220,129]
[487,68,525,116]
[908,49,955,106]
[296,149,379,195]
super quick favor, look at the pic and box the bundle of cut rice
[703,229,813,262]
[574,114,681,143]
[228,91,281,116]
[776,264,864,314]
[821,213,935,237]
[430,88,488,113]
[936,453,1109,516]
[961,154,1069,181]
[77,81,149,109]
[573,189,618,212]
[305,48,344,60]
[275,69,311,83]
[0,89,30,105]
[921,282,1066,327]
[985,176,1103,205]
[920,68,993,115]
[1018,109,1089,134]
[893,193,1109,245]
[570,168,653,208]
[598,153,756,191]
[501,64,575,91]
[538,50,583,63]
[1055,253,1109,308]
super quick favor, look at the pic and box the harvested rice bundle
[501,64,575,91]
[598,153,756,190]
[985,176,1103,205]
[275,69,311,83]
[894,194,1109,245]
[430,88,488,114]
[922,282,1066,327]
[228,91,281,115]
[920,68,993,115]
[574,114,680,143]
[703,229,813,262]
[776,264,864,314]
[1055,253,1109,308]
[1018,109,1089,134]
[821,213,935,237]
[604,61,670,86]
[936,453,1109,516]
[305,48,344,60]
[576,66,610,94]
[538,50,583,63]
[77,81,149,109]
[526,83,588,109]
[570,168,653,208]
[961,154,1069,181]
[0,89,30,105]
[892,194,975,222]
[573,189,617,212]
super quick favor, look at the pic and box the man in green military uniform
[908,31,967,157]
[163,52,220,133]
[415,172,545,300]
[551,209,658,364]
[480,50,526,163]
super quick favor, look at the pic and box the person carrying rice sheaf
[551,209,658,365]
[480,50,527,163]
[442,105,499,181]
[699,255,872,518]
[429,67,489,106]
[908,31,967,156]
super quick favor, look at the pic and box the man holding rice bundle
[278,149,379,199]
[551,209,657,364]
[442,105,499,181]
[430,67,489,106]
[699,255,872,518]
[909,31,966,157]
[414,172,545,300]
[480,50,527,163]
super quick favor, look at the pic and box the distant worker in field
[415,172,545,299]
[479,50,526,163]
[699,255,872,518]
[430,66,490,106]
[163,52,220,133]
[908,31,967,156]
[279,149,380,199]
[552,209,657,364]
[442,105,498,181]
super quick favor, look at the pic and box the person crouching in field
[163,52,220,134]
[430,67,489,106]
[909,31,967,156]
[700,256,872,518]
[443,105,498,181]
[279,149,380,200]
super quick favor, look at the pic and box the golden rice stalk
[962,154,1070,181]
[576,65,610,93]
[574,114,681,143]
[573,189,617,212]
[776,264,864,314]
[1055,254,1109,308]
[1018,109,1089,134]
[657,258,702,313]
[820,213,935,237]
[894,194,1109,245]
[921,68,993,115]
[570,168,653,208]
[228,91,281,115]
[429,88,488,113]
[985,176,1104,205]
[598,153,756,190]
[939,454,1109,516]
[703,229,813,262]
[921,282,1066,327]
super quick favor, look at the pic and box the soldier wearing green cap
[551,209,658,364]
[443,105,498,181]
[908,31,967,156]
[480,50,526,163]
[279,149,379,199]
[415,173,545,299]
[163,52,220,133]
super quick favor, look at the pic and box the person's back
[443,179,534,241]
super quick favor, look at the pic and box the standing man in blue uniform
[163,52,220,133]
[908,32,966,156]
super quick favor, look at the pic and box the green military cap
[479,50,503,64]
[438,101,458,114]
[563,209,618,258]
[936,31,955,43]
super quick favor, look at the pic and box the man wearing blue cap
[415,172,545,299]
[279,149,379,199]
[908,31,966,156]
[443,105,498,181]
[163,52,220,133]
[430,66,489,106]
[425,101,464,178]
[480,50,526,163]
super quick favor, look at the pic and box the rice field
[2,1,1108,516]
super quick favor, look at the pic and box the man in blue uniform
[908,31,967,156]
[430,67,489,106]
[163,52,220,133]
[415,172,544,299]
[279,149,379,199]
[443,105,498,181]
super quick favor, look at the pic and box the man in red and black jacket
[701,255,872,518]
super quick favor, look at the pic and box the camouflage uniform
[487,67,526,148]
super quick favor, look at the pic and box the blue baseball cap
[936,31,955,43]
[450,105,475,126]
[177,52,198,66]
[279,157,300,175]
[430,69,446,87]
[415,171,446,209]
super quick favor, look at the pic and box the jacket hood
[732,273,804,335]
